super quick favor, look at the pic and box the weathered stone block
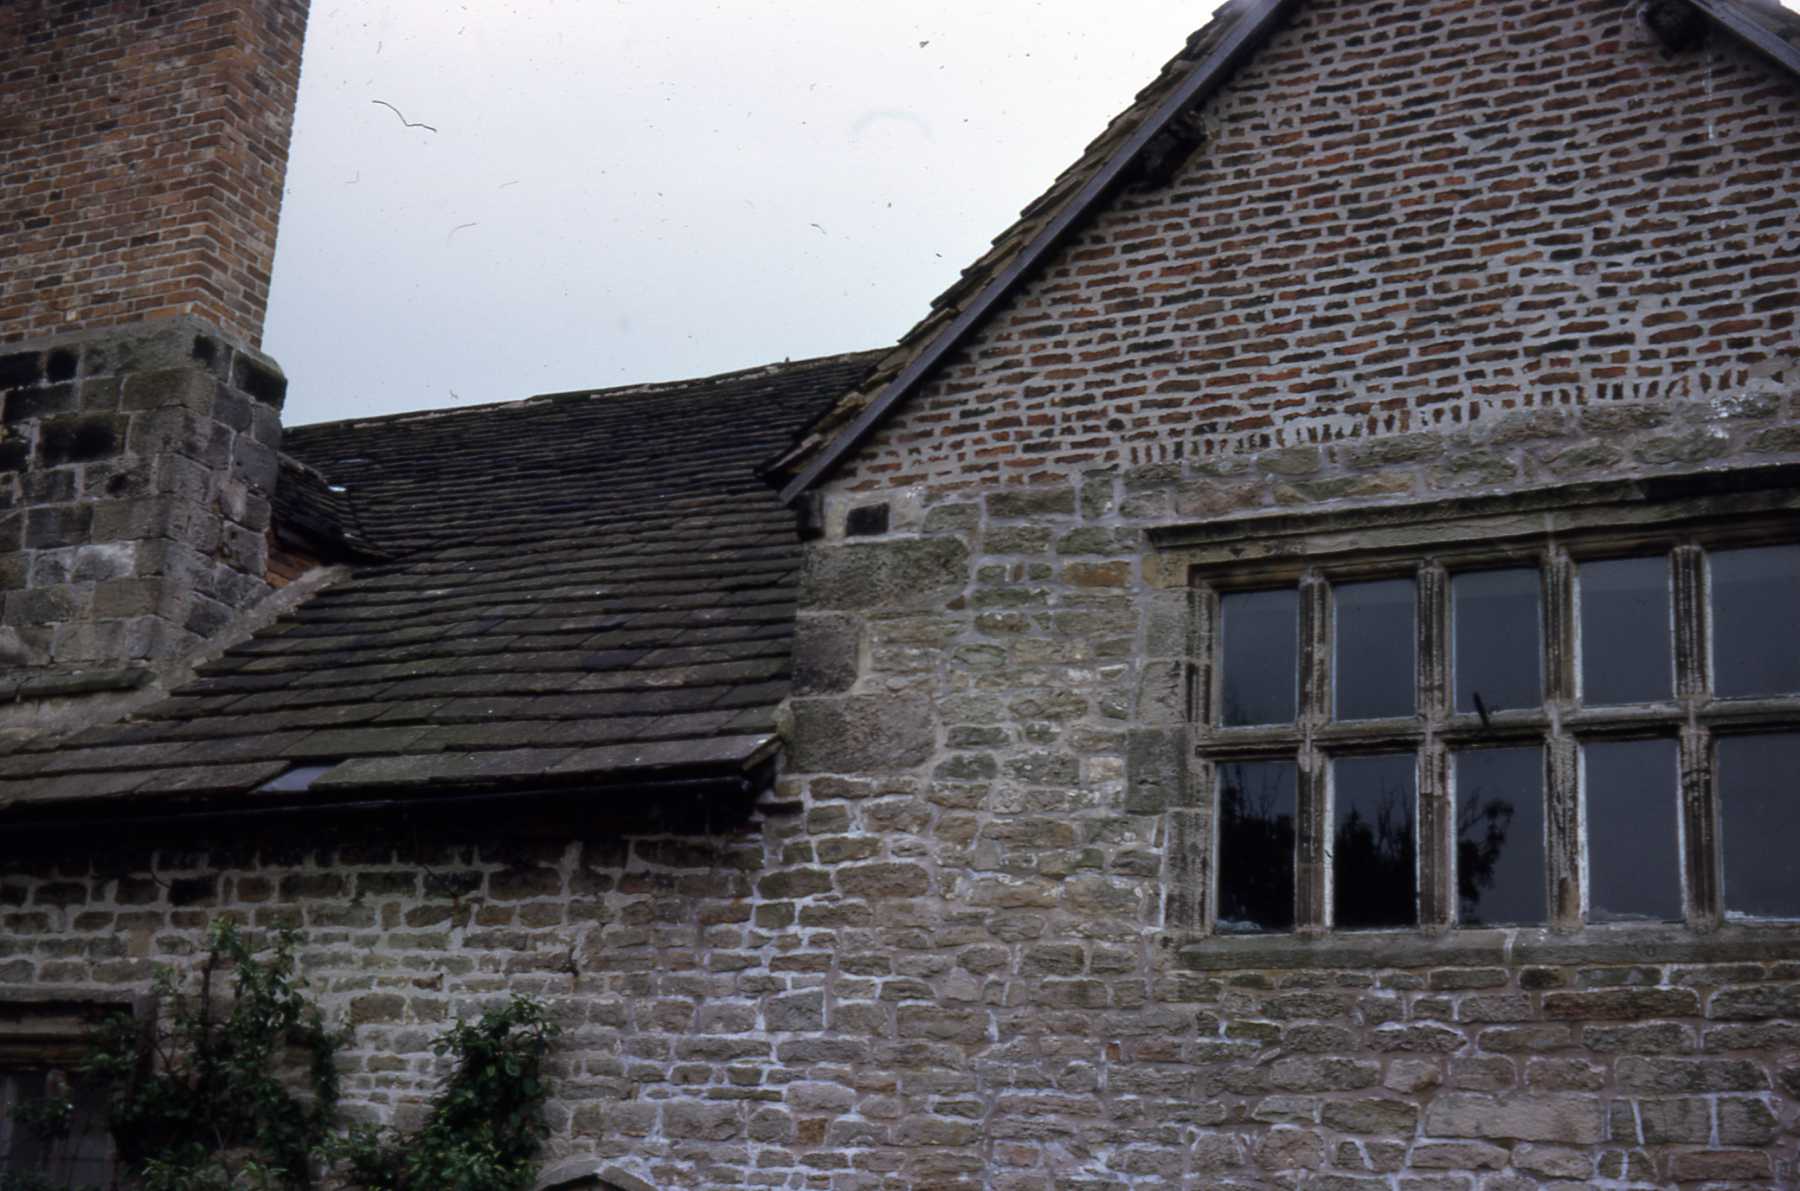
[24,503,93,549]
[1667,1149,1771,1182]
[662,1101,741,1140]
[1540,987,1699,1020]
[1125,727,1187,814]
[837,863,930,899]
[1422,1093,1605,1144]
[1708,983,1800,1020]
[764,992,826,1032]
[1408,1141,1508,1170]
[986,486,1075,519]
[1318,1097,1418,1134]
[787,695,934,773]
[1614,1056,1767,1093]
[791,612,861,695]
[121,367,215,414]
[33,413,123,464]
[799,537,968,610]
[4,383,77,423]
[1716,1096,1780,1145]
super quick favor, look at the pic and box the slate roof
[764,0,1800,500]
[0,351,879,815]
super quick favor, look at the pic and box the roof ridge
[286,347,887,436]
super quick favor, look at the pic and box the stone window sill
[1168,923,1800,971]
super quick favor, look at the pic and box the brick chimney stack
[0,0,313,688]
[1,0,311,343]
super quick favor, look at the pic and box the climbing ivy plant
[2,920,559,1191]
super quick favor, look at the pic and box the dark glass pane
[1453,569,1542,714]
[1579,556,1672,706]
[0,1070,50,1171]
[1332,754,1417,929]
[1220,589,1298,726]
[1455,746,1545,926]
[1335,579,1416,720]
[1584,739,1681,924]
[1216,760,1297,933]
[1712,546,1800,698]
[1718,734,1800,919]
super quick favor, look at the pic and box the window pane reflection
[1220,589,1298,726]
[1584,739,1681,923]
[1455,747,1545,926]
[1712,546,1800,698]
[1453,569,1541,714]
[1332,754,1417,929]
[1718,734,1800,919]
[1335,579,1415,721]
[1579,557,1672,706]
[1216,760,1297,933]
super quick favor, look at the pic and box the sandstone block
[791,612,862,694]
[787,694,935,773]
[800,537,968,610]
[986,486,1075,519]
[1320,1096,1419,1134]
[1422,1093,1605,1143]
[662,1101,741,1140]
[836,862,930,899]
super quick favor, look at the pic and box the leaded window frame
[1147,463,1800,940]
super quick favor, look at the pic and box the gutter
[776,0,1302,505]
[0,771,763,839]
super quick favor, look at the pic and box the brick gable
[831,0,1800,492]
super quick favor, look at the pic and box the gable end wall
[835,0,1800,493]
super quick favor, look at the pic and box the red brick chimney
[0,0,312,686]
[0,0,311,345]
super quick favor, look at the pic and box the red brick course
[839,0,1800,491]
[0,0,310,347]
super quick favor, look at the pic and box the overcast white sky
[262,1,1230,426]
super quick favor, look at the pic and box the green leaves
[87,920,341,1191]
[335,996,560,1191]
[8,922,558,1191]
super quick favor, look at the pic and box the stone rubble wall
[0,320,286,672]
[778,405,1800,1186]
[3,823,1799,1188]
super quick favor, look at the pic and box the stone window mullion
[1542,551,1581,929]
[1296,577,1331,930]
[1679,723,1721,930]
[1673,546,1721,928]
[1417,562,1452,928]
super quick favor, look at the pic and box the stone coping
[1171,923,1800,970]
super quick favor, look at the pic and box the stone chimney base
[0,319,286,674]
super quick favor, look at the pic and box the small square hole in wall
[845,503,889,537]
[45,349,78,383]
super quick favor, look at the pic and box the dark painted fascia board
[1686,0,1800,79]
[777,0,1302,505]
[0,769,764,838]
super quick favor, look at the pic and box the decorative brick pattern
[836,0,1800,492]
[0,0,310,346]
[0,321,285,671]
